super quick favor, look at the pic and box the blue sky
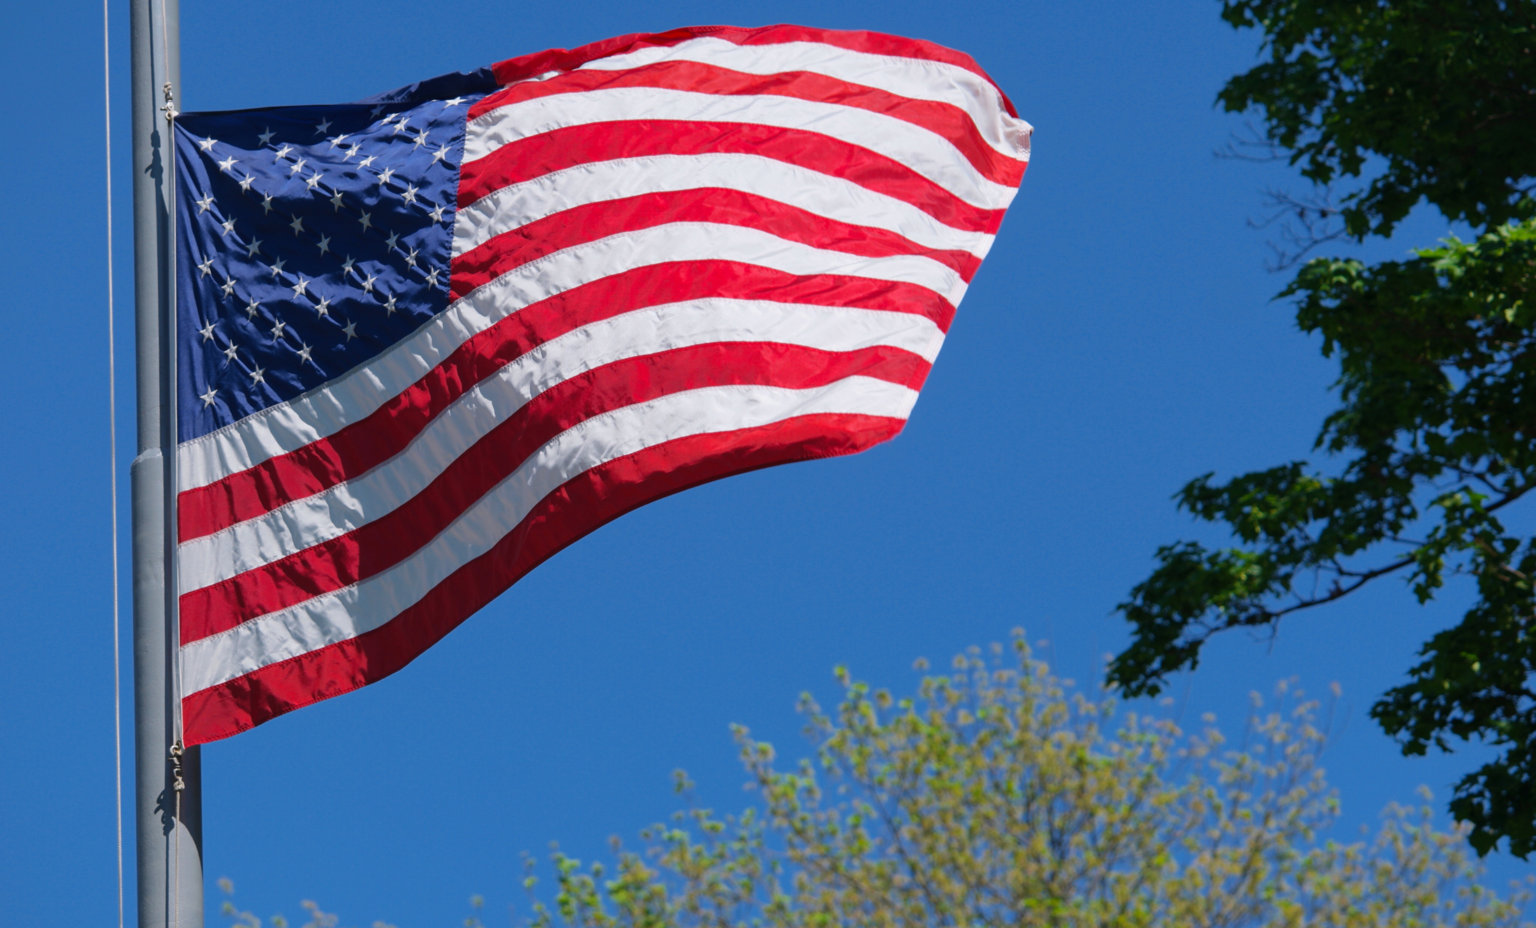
[2,1,1528,925]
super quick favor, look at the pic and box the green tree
[1107,0,1536,857]
[224,637,1531,927]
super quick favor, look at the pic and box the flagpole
[130,0,203,924]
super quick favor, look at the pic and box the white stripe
[180,377,919,693]
[463,88,1018,211]
[464,222,966,317]
[574,36,1032,161]
[177,222,963,490]
[453,152,997,258]
[178,298,943,591]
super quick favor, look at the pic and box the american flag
[172,24,1031,744]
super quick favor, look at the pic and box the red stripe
[487,25,1016,117]
[458,120,1005,234]
[468,59,1023,187]
[181,342,930,640]
[452,187,981,300]
[179,262,951,541]
[180,412,906,744]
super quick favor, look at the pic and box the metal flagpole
[130,0,203,924]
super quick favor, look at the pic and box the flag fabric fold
[172,23,1031,744]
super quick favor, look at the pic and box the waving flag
[172,24,1031,744]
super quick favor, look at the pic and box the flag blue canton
[174,75,496,443]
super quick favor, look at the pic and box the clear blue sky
[2,1,1527,925]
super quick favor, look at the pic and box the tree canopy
[223,637,1533,927]
[1215,0,1534,240]
[1108,0,1536,857]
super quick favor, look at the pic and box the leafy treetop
[1218,0,1535,238]
[221,637,1534,927]
[1111,0,1536,857]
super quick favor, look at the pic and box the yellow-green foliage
[220,635,1533,927]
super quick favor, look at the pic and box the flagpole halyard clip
[168,740,185,792]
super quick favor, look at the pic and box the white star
[305,172,325,191]
[424,268,441,287]
[199,321,216,341]
[316,118,332,136]
[429,204,447,223]
[269,257,286,278]
[199,386,218,407]
[274,144,293,161]
[261,194,274,214]
[238,174,255,192]
[218,155,237,173]
[271,319,288,339]
[383,295,398,315]
[340,255,356,275]
[316,234,331,254]
[245,237,262,257]
[360,273,377,293]
[244,299,260,318]
[401,184,418,205]
[444,96,466,107]
[412,132,429,149]
[289,215,305,234]
[288,157,307,175]
[343,144,360,161]
[328,132,348,148]
[219,278,237,298]
[404,247,419,268]
[357,211,373,231]
[296,341,314,364]
[342,319,359,341]
[219,216,237,237]
[197,136,216,152]
[377,110,395,123]
[392,117,409,134]
[431,146,450,165]
[195,193,214,213]
[197,257,214,277]
[258,127,275,145]
[291,277,309,296]
[222,342,239,363]
[314,296,332,317]
[358,154,377,169]
[249,364,266,385]
[377,167,395,187]
[385,231,399,250]
[330,189,345,211]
